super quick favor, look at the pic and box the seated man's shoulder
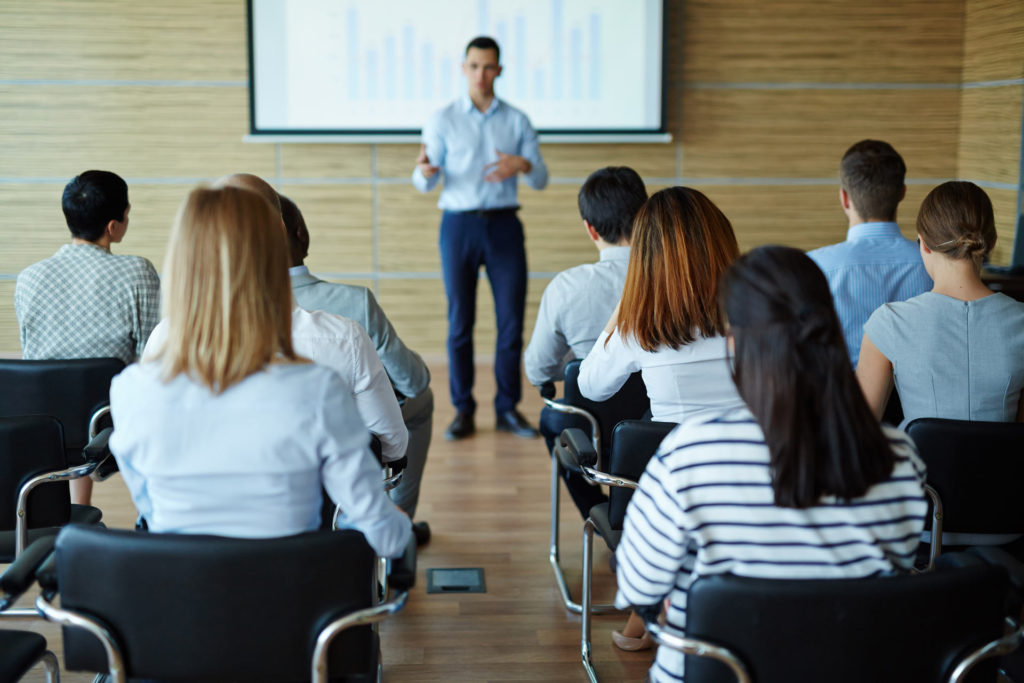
[296,278,369,316]
[109,252,159,279]
[293,307,364,339]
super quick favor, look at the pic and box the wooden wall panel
[987,188,1019,266]
[958,86,1024,184]
[0,86,273,180]
[376,145,421,179]
[522,186,598,274]
[277,185,373,275]
[678,0,965,84]
[0,184,67,274]
[280,145,373,179]
[962,0,1024,82]
[0,1,246,81]
[679,89,961,178]
[377,186,443,273]
[540,145,676,180]
[0,282,17,353]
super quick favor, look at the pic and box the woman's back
[615,407,927,682]
[865,291,1024,426]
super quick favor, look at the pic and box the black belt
[452,207,519,218]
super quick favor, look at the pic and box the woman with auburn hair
[108,186,410,557]
[578,186,744,423]
[616,247,926,682]
[857,181,1024,426]
[578,186,746,650]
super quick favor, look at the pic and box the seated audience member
[111,185,410,556]
[858,181,1024,425]
[144,175,409,469]
[578,186,744,424]
[15,169,160,506]
[281,194,433,542]
[615,246,927,681]
[523,166,646,519]
[808,140,931,367]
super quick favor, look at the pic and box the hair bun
[951,231,988,259]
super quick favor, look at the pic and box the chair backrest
[607,419,677,528]
[55,524,379,682]
[0,358,125,451]
[563,359,650,459]
[682,564,1009,683]
[906,418,1024,535]
[0,415,70,533]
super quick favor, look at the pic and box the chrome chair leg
[41,650,60,683]
[582,518,599,683]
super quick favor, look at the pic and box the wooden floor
[4,363,654,682]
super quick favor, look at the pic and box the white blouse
[578,330,742,423]
[109,362,411,558]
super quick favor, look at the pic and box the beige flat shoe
[611,629,655,651]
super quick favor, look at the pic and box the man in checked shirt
[15,169,160,505]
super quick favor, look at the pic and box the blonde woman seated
[857,181,1024,426]
[108,186,410,557]
[578,186,745,423]
[616,247,927,683]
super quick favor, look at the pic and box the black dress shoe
[496,409,540,438]
[412,520,431,546]
[445,412,475,440]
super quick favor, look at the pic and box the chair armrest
[539,382,556,400]
[967,546,1024,595]
[0,536,56,609]
[388,533,417,592]
[555,428,597,474]
[35,548,59,600]
[641,620,752,683]
[82,426,113,464]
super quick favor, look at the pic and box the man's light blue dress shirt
[808,222,932,367]
[412,94,548,210]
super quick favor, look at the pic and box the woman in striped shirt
[615,246,928,683]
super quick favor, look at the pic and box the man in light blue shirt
[412,36,548,441]
[808,140,931,368]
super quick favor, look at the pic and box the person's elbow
[363,513,413,559]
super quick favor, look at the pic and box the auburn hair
[158,185,303,393]
[616,186,739,351]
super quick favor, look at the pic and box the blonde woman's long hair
[158,185,303,393]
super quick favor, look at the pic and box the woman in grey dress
[856,181,1024,427]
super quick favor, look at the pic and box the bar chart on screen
[251,0,663,133]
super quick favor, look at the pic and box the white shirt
[524,246,630,387]
[109,362,411,558]
[616,407,927,682]
[578,330,743,423]
[144,308,408,462]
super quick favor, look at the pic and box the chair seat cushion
[0,629,46,681]
[0,505,103,563]
[70,504,103,526]
[589,503,621,552]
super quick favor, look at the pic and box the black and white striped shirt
[615,407,927,683]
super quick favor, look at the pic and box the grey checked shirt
[15,243,160,364]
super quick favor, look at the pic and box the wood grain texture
[986,188,1019,266]
[677,0,965,84]
[280,143,373,179]
[278,184,374,275]
[678,89,961,178]
[0,1,247,82]
[958,85,1024,185]
[0,281,17,352]
[962,0,1024,82]
[377,186,444,273]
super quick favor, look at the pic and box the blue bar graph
[421,44,434,100]
[366,49,378,100]
[514,14,526,100]
[402,25,415,101]
[589,13,600,100]
[441,56,454,100]
[569,27,582,101]
[384,35,396,100]
[347,9,359,101]
[551,0,564,100]
[477,0,489,35]
[533,68,545,100]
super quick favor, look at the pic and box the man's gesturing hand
[484,150,531,183]
[416,144,439,179]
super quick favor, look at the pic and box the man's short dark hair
[839,140,906,221]
[279,194,310,267]
[466,36,500,61]
[577,167,647,244]
[61,170,129,242]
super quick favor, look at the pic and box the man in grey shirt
[282,196,433,544]
[523,166,647,518]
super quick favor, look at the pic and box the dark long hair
[719,246,896,508]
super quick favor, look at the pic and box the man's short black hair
[577,167,647,244]
[839,140,906,221]
[466,36,500,62]
[61,170,129,242]
[279,194,310,267]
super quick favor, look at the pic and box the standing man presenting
[412,36,548,441]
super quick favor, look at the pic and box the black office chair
[35,524,415,683]
[556,418,677,682]
[542,359,649,614]
[0,415,108,565]
[906,418,1024,567]
[639,562,1019,683]
[0,536,60,681]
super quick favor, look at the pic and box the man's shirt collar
[461,93,500,116]
[599,246,631,262]
[846,221,903,242]
[289,265,310,277]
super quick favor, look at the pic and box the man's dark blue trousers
[439,208,526,416]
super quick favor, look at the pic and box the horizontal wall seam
[0,79,247,87]
[0,271,561,281]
